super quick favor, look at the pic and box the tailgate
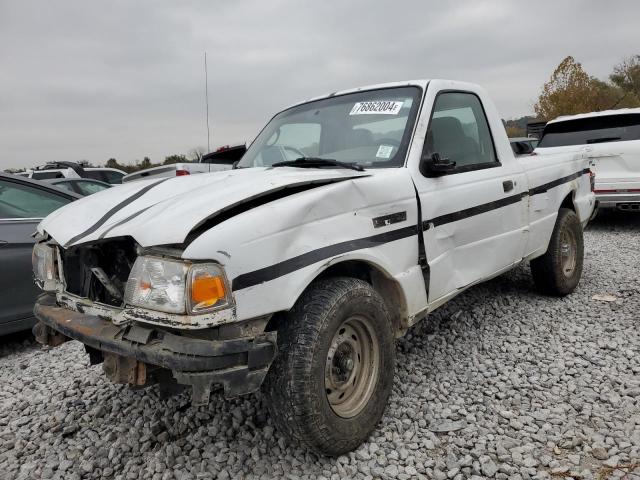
[590,146,640,191]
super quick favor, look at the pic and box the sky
[1,0,639,170]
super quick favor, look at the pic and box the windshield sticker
[350,101,404,115]
[376,145,395,158]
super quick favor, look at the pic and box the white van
[536,108,640,211]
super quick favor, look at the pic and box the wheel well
[560,191,576,212]
[317,261,408,336]
[266,260,409,337]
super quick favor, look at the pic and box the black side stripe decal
[64,179,169,247]
[423,168,590,230]
[232,225,418,291]
[232,168,589,290]
[528,168,589,196]
[425,192,526,229]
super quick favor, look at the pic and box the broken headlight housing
[124,256,231,315]
[32,243,57,291]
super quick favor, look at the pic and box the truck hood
[39,167,370,248]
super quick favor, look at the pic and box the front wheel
[263,277,395,456]
[530,208,584,296]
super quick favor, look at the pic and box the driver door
[412,91,527,305]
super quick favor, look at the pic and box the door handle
[503,180,514,192]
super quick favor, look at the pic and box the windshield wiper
[586,136,621,144]
[272,157,364,172]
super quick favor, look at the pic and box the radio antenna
[204,51,211,153]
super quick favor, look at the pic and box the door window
[75,180,111,195]
[32,170,64,180]
[101,170,125,184]
[84,170,106,182]
[0,180,71,219]
[423,92,498,170]
[53,181,77,193]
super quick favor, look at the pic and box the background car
[535,109,640,211]
[0,173,80,335]
[122,144,246,182]
[45,178,112,196]
[509,137,539,156]
[19,162,126,184]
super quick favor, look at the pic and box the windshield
[238,86,422,169]
[538,113,640,148]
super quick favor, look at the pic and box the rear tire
[263,277,395,456]
[530,208,584,296]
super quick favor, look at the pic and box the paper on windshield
[350,101,404,115]
[376,145,395,158]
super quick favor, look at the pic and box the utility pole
[204,51,211,153]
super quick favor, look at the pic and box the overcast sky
[1,0,639,170]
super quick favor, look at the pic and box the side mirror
[232,160,240,169]
[513,141,534,155]
[421,152,456,177]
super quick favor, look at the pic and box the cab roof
[287,80,431,108]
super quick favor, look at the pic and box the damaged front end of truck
[32,234,277,405]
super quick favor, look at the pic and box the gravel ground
[1,211,639,480]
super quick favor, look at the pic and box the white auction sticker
[376,145,395,158]
[350,101,404,115]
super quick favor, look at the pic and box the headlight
[32,243,57,291]
[124,257,231,315]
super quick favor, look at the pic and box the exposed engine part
[90,267,124,301]
[60,237,137,306]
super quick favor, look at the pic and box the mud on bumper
[33,294,277,405]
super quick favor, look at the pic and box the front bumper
[33,294,276,405]
[595,192,640,210]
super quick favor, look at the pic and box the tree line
[506,54,640,137]
[4,147,208,174]
[103,147,207,174]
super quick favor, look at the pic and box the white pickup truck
[32,79,595,456]
[121,145,246,183]
[536,108,640,211]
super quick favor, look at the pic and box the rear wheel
[530,208,584,296]
[263,277,395,456]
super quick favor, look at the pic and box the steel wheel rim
[325,315,380,418]
[560,227,577,277]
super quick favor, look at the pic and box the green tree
[163,154,188,165]
[610,55,640,104]
[105,158,120,169]
[535,56,601,120]
[140,156,153,169]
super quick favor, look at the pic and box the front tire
[530,208,584,296]
[263,277,395,456]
